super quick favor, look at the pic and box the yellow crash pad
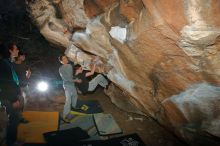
[17,111,59,143]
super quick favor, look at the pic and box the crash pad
[93,113,122,136]
[59,114,107,141]
[17,111,59,143]
[43,127,89,145]
[54,133,146,146]
[70,100,103,115]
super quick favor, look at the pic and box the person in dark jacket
[0,42,22,146]
[14,51,31,88]
[14,51,31,113]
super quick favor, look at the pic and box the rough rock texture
[26,0,220,144]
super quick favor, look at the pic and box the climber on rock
[74,64,108,95]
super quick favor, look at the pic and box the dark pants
[1,100,20,146]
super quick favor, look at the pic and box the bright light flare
[37,81,48,92]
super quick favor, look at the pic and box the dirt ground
[25,87,186,146]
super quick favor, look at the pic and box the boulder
[27,0,220,143]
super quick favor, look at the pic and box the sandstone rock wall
[26,0,220,143]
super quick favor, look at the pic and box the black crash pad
[79,133,146,146]
[43,127,89,145]
[71,100,103,115]
[24,133,146,146]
